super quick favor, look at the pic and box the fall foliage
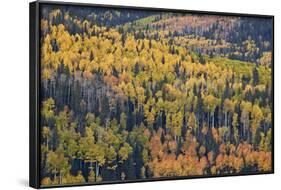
[39,4,273,186]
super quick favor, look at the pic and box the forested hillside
[39,4,273,186]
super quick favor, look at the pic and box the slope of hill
[38,4,273,187]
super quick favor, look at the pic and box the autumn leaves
[39,7,272,186]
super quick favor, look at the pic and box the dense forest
[39,4,273,186]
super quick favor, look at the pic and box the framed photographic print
[29,1,274,188]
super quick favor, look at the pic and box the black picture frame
[30,1,274,188]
